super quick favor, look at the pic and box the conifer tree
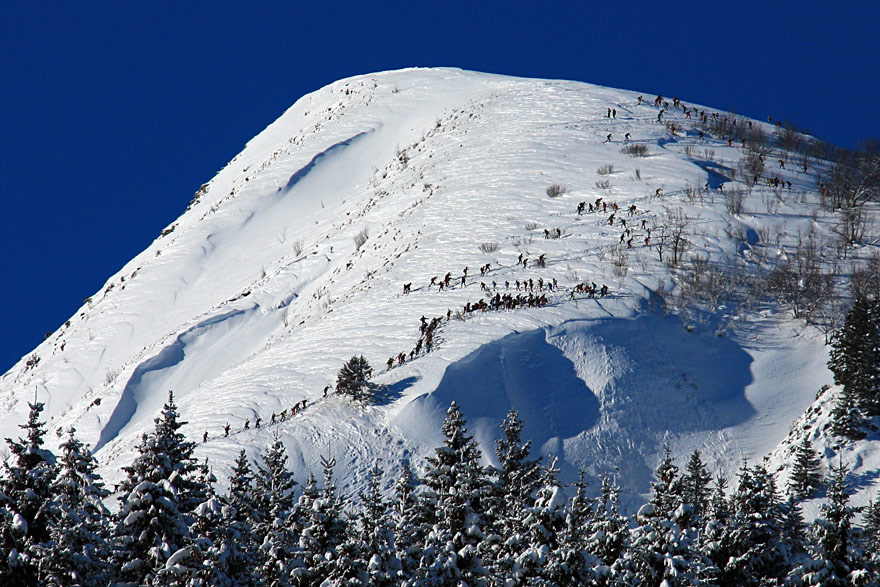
[816,461,862,582]
[648,445,683,521]
[788,436,823,499]
[682,450,713,520]
[483,409,541,580]
[514,457,566,583]
[716,463,788,585]
[708,473,731,526]
[298,455,348,582]
[830,387,868,440]
[40,428,112,587]
[252,433,298,586]
[779,494,808,563]
[335,355,378,402]
[586,473,629,570]
[414,402,491,586]
[390,461,426,580]
[863,495,880,561]
[543,468,592,585]
[791,461,867,586]
[328,464,399,586]
[214,449,262,586]
[112,391,204,585]
[828,295,880,416]
[0,400,57,587]
[616,448,714,586]
[227,450,257,526]
[493,410,541,516]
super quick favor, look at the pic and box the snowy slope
[2,67,876,512]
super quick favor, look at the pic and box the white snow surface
[2,67,877,512]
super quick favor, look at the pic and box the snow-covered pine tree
[649,445,683,523]
[39,428,112,587]
[779,494,809,567]
[326,463,400,586]
[828,295,880,417]
[413,401,491,587]
[482,409,541,580]
[112,391,204,585]
[299,455,349,584]
[715,463,789,585]
[335,355,378,403]
[585,473,629,573]
[493,410,541,518]
[512,457,566,584]
[390,461,427,580]
[0,400,57,587]
[707,473,731,527]
[215,449,262,586]
[252,432,298,586]
[190,459,262,587]
[615,447,715,586]
[830,386,868,440]
[788,435,823,499]
[682,450,713,520]
[863,495,880,566]
[545,468,599,586]
[791,460,870,586]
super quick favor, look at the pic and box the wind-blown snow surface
[2,68,875,511]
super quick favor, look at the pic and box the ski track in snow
[3,68,876,512]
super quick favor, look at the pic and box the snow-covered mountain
[2,68,876,512]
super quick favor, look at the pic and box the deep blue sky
[2,3,878,373]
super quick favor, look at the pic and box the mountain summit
[3,68,876,511]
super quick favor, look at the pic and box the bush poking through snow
[621,144,649,157]
[479,242,499,254]
[597,163,615,175]
[596,179,611,190]
[546,184,567,198]
[354,227,369,251]
[612,246,629,277]
[724,189,748,215]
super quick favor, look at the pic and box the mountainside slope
[2,68,876,511]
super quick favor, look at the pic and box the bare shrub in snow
[596,179,611,190]
[775,123,804,153]
[684,184,701,205]
[524,221,538,231]
[724,188,748,215]
[664,207,691,267]
[612,246,629,277]
[762,191,780,215]
[850,251,880,300]
[293,239,304,257]
[765,232,835,322]
[831,205,870,256]
[741,151,765,186]
[621,144,649,157]
[105,369,119,386]
[597,163,615,175]
[634,168,642,181]
[479,242,499,254]
[354,227,369,250]
[546,184,567,198]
